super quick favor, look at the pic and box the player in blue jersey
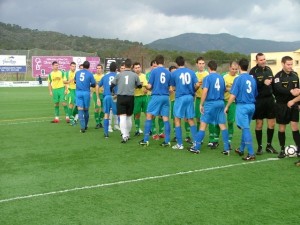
[139,55,172,147]
[189,60,230,155]
[171,56,200,150]
[96,62,118,138]
[224,58,258,160]
[75,61,96,133]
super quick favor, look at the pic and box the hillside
[146,33,300,54]
[0,22,142,57]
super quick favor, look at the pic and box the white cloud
[0,0,299,44]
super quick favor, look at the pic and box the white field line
[0,158,279,204]
[0,120,48,125]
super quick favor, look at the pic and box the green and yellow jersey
[92,73,104,93]
[134,73,148,96]
[195,70,209,98]
[66,70,76,90]
[48,70,66,89]
[223,73,239,101]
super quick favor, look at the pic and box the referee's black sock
[278,131,285,152]
[267,128,274,146]
[255,130,262,149]
[292,131,300,151]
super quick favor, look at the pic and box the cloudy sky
[0,0,299,44]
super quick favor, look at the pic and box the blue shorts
[103,95,117,115]
[236,104,255,129]
[76,91,91,109]
[173,95,195,119]
[147,95,170,117]
[201,100,226,125]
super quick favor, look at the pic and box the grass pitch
[0,87,299,225]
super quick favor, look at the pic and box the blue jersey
[99,72,117,96]
[75,69,96,92]
[202,73,225,101]
[149,66,171,95]
[230,73,257,104]
[171,67,198,98]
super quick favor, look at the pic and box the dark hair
[155,55,164,65]
[207,60,217,71]
[70,61,76,66]
[150,60,156,66]
[133,62,141,67]
[110,62,117,72]
[196,56,204,63]
[124,59,132,68]
[97,64,103,69]
[255,52,264,60]
[83,61,90,69]
[169,65,177,72]
[281,56,293,64]
[238,58,249,71]
[175,56,185,66]
[79,64,83,68]
[52,61,58,66]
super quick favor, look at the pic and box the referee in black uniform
[250,53,277,155]
[272,56,300,158]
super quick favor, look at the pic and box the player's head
[196,56,205,71]
[175,56,185,67]
[52,61,59,70]
[150,60,157,68]
[110,62,117,72]
[124,59,132,69]
[155,55,164,65]
[229,61,238,75]
[83,61,90,69]
[207,60,217,71]
[96,64,103,74]
[70,62,76,71]
[281,56,293,73]
[238,58,249,72]
[133,62,142,74]
[119,62,126,72]
[255,53,266,68]
[169,65,177,72]
[79,64,84,69]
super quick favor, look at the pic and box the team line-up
[47,53,300,166]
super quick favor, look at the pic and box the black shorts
[116,95,135,116]
[275,103,299,124]
[252,97,275,120]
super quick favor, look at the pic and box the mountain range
[146,33,300,54]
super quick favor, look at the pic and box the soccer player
[221,61,239,144]
[48,61,69,123]
[171,56,200,150]
[225,58,257,160]
[96,62,118,138]
[74,61,96,133]
[92,64,104,129]
[272,56,300,158]
[189,61,230,155]
[250,53,278,155]
[110,58,142,143]
[65,62,77,125]
[146,60,164,140]
[133,62,148,136]
[139,55,172,147]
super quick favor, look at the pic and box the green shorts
[68,89,76,105]
[93,92,103,109]
[225,100,236,123]
[195,97,201,118]
[52,87,66,103]
[134,95,148,114]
